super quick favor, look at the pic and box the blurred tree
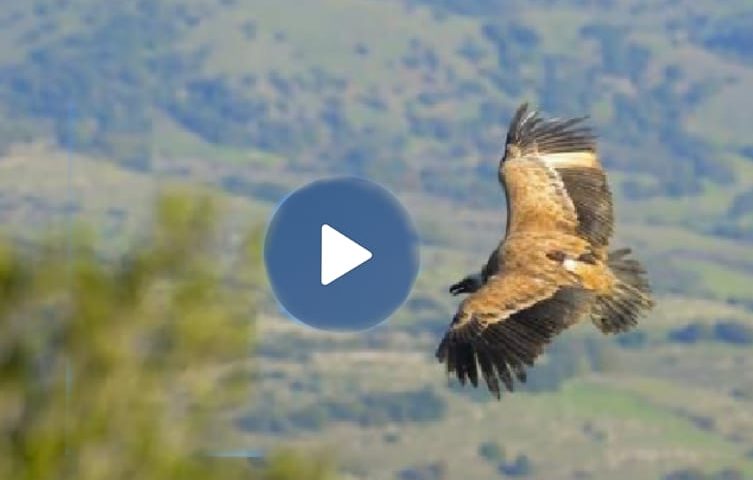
[663,468,706,480]
[477,440,505,463]
[667,323,714,344]
[0,188,335,479]
[713,321,753,346]
[498,453,532,477]
[615,330,648,349]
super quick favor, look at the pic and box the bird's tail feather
[591,248,655,334]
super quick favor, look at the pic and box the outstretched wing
[436,269,593,398]
[502,103,614,248]
[448,104,613,297]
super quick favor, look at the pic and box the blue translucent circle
[263,176,420,332]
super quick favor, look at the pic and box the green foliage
[615,330,648,349]
[0,0,745,202]
[477,440,505,463]
[713,321,753,346]
[714,188,753,241]
[498,453,533,477]
[397,461,448,480]
[237,386,448,434]
[663,467,747,480]
[0,1,191,168]
[0,188,335,479]
[667,320,753,346]
[259,450,336,480]
[667,323,715,344]
[698,11,753,64]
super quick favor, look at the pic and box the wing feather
[556,166,614,247]
[501,155,579,237]
[505,103,595,156]
[436,270,593,398]
[501,103,614,247]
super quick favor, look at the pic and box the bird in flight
[436,102,655,399]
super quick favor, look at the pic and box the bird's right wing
[501,103,614,248]
[436,269,593,398]
[449,104,614,297]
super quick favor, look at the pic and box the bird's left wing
[436,269,593,398]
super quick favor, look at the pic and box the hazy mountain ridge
[2,1,753,201]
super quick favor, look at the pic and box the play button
[320,224,372,286]
[263,177,420,332]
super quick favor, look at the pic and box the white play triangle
[320,224,373,286]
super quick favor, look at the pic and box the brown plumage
[438,103,655,399]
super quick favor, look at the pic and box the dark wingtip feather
[435,336,448,361]
[505,102,596,156]
[436,287,590,399]
[506,102,531,147]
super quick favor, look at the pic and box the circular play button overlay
[263,176,420,332]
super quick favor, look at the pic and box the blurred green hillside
[0,0,752,479]
[0,189,337,479]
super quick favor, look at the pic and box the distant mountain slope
[0,1,748,181]
[0,0,753,238]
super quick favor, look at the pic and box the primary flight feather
[436,103,655,399]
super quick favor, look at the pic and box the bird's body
[437,103,654,398]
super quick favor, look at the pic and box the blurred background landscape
[1,0,753,478]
